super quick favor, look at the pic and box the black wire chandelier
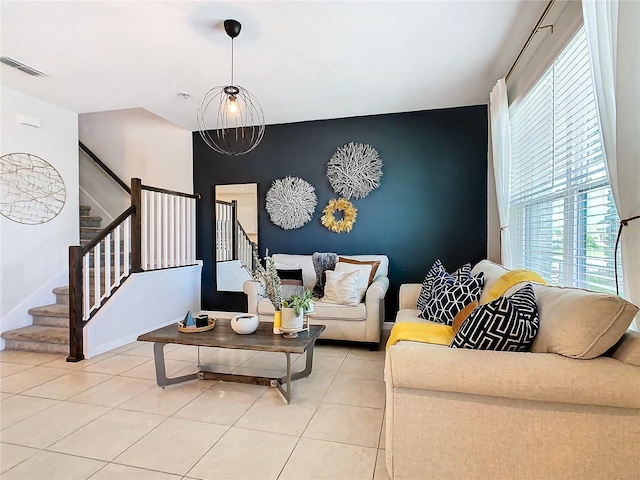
[197,19,265,156]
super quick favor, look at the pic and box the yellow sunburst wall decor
[321,197,357,233]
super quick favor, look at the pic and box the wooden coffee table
[137,320,326,404]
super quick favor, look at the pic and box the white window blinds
[509,26,621,294]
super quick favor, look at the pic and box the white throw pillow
[335,262,372,302]
[323,270,361,306]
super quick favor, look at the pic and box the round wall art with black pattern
[0,152,67,225]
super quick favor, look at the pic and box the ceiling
[0,1,547,131]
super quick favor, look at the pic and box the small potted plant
[281,288,313,333]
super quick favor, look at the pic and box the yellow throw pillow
[386,322,455,349]
[483,269,547,304]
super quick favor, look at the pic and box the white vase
[281,307,304,331]
[230,314,259,334]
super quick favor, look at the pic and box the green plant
[282,289,313,316]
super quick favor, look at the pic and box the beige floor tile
[303,402,383,447]
[337,357,385,381]
[41,352,116,371]
[1,450,105,480]
[163,345,201,362]
[235,392,317,436]
[174,381,265,426]
[0,443,39,474]
[297,354,344,376]
[0,351,63,366]
[201,348,257,366]
[120,358,191,381]
[69,376,155,407]
[241,350,299,370]
[118,380,211,416]
[313,343,351,359]
[0,401,109,448]
[374,450,390,480]
[187,426,298,480]
[232,366,285,378]
[347,347,386,362]
[114,417,228,476]
[0,392,13,400]
[323,376,385,409]
[107,341,142,354]
[0,363,33,378]
[0,395,59,430]
[0,367,69,394]
[261,373,334,406]
[80,354,149,375]
[190,362,235,375]
[121,342,179,358]
[48,409,166,461]
[279,438,377,480]
[379,414,386,448]
[22,371,112,400]
[90,463,181,479]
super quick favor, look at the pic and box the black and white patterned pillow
[421,271,484,325]
[416,260,444,312]
[452,263,472,281]
[450,283,539,351]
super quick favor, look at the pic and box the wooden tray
[177,318,216,333]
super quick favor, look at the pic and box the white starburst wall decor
[265,176,317,230]
[0,153,66,225]
[326,142,383,199]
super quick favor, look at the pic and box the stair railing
[68,178,199,362]
[215,199,255,270]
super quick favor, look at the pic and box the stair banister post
[67,245,85,362]
[131,178,142,272]
[232,199,239,261]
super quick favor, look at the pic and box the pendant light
[197,19,265,156]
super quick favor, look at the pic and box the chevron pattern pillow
[450,283,539,351]
[416,260,472,313]
[421,271,484,325]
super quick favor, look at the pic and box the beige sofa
[244,253,389,343]
[385,260,640,480]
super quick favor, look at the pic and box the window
[509,26,621,294]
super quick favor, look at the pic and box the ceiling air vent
[0,56,48,77]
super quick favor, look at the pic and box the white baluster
[191,197,196,263]
[149,190,155,270]
[162,193,168,268]
[142,190,148,270]
[83,254,90,320]
[93,242,101,309]
[114,225,121,286]
[169,195,175,268]
[105,233,112,296]
[124,216,130,276]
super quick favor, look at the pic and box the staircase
[1,206,103,354]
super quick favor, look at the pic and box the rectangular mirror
[215,183,258,292]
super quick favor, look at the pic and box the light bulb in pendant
[227,95,239,114]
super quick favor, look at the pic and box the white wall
[84,263,202,357]
[78,108,193,219]
[0,86,79,349]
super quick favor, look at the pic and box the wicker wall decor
[327,142,383,199]
[0,152,66,225]
[265,176,317,230]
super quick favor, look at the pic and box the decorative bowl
[230,314,259,334]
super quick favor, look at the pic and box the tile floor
[0,341,389,480]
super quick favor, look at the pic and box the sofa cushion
[471,259,510,303]
[339,255,389,278]
[484,269,547,303]
[608,332,640,367]
[531,284,638,359]
[277,267,305,299]
[272,254,316,289]
[323,270,361,306]
[422,272,485,326]
[451,283,539,351]
[257,298,366,321]
[338,257,380,285]
[335,262,372,301]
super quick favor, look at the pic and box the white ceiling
[0,1,547,131]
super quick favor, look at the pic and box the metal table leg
[153,342,198,387]
[275,342,316,404]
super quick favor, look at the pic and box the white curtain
[489,78,512,268]
[583,0,640,330]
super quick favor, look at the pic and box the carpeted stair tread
[28,303,69,317]
[52,286,69,296]
[1,325,68,345]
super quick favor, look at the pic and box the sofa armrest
[366,276,389,304]
[399,283,421,310]
[243,280,265,315]
[385,342,640,409]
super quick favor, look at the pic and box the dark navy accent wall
[194,105,488,317]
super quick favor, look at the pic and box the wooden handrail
[81,206,135,254]
[142,184,200,200]
[79,142,131,194]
